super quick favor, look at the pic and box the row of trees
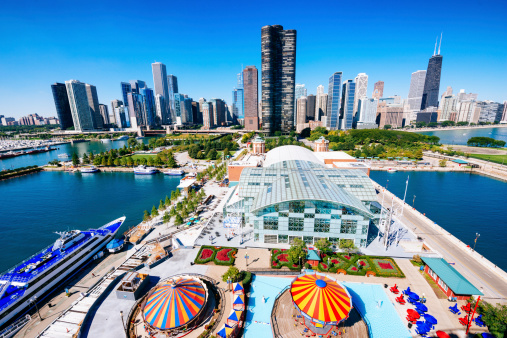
[186,135,239,160]
[196,160,227,182]
[286,237,358,267]
[467,137,506,148]
[264,135,311,152]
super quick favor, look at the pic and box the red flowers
[293,264,299,268]
[359,261,366,266]
[273,249,279,254]
[331,259,340,264]
[216,248,232,262]
[321,264,328,270]
[278,254,289,262]
[378,262,394,270]
[272,261,278,267]
[344,255,351,260]
[200,249,213,260]
[351,267,357,271]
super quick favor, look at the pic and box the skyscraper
[407,70,426,110]
[152,62,170,124]
[340,80,356,130]
[232,88,244,122]
[110,99,122,125]
[420,36,444,110]
[210,98,226,126]
[167,75,178,122]
[201,101,214,129]
[261,25,297,135]
[316,85,324,96]
[356,97,378,129]
[127,92,144,128]
[315,93,328,122]
[51,83,74,130]
[353,73,368,115]
[372,81,384,100]
[65,80,94,131]
[141,88,156,127]
[85,84,103,129]
[99,104,109,125]
[296,96,307,126]
[243,66,258,130]
[306,94,316,121]
[154,94,165,125]
[327,72,342,130]
[130,80,146,94]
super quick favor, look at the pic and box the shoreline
[410,124,507,133]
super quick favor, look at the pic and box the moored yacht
[80,166,99,173]
[134,165,158,175]
[163,169,184,176]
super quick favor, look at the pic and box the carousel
[141,275,209,333]
[290,271,352,334]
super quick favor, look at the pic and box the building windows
[254,220,259,229]
[341,207,356,215]
[264,235,277,244]
[263,216,278,230]
[340,220,357,234]
[329,237,340,244]
[288,217,304,231]
[289,201,305,213]
[350,184,364,188]
[362,224,368,235]
[303,236,313,244]
[279,212,289,217]
[438,278,448,291]
[315,202,332,214]
[278,234,288,243]
[314,218,330,233]
[331,214,340,220]
[428,267,437,279]
[360,239,367,247]
[289,236,302,244]
[304,213,314,218]
[248,182,260,186]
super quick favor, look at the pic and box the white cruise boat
[57,153,69,158]
[387,168,397,173]
[134,165,158,175]
[164,169,185,176]
[116,135,130,140]
[0,217,126,329]
[80,166,99,173]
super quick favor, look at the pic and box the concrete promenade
[374,181,507,303]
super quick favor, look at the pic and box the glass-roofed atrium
[225,146,381,247]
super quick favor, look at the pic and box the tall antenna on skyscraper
[434,36,438,56]
[438,32,442,55]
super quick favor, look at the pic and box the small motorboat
[134,165,158,175]
[80,166,99,173]
[164,169,185,176]
[387,168,397,173]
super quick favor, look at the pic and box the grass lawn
[130,154,157,160]
[469,154,507,165]
[422,272,448,299]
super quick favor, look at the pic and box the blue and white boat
[0,217,126,329]
[106,238,125,253]
[116,135,130,140]
[80,165,99,173]
[134,165,158,175]
[163,169,184,176]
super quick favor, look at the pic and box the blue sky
[1,0,506,118]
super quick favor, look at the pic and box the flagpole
[401,175,409,216]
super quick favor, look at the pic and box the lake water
[417,127,507,145]
[370,171,507,271]
[0,171,180,273]
[0,138,152,170]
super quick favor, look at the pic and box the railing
[270,285,290,338]
[0,315,30,338]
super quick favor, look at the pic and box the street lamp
[473,233,480,251]
[30,296,42,320]
[120,311,127,337]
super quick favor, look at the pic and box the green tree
[143,210,151,222]
[126,157,133,167]
[315,238,332,253]
[165,195,171,207]
[82,152,89,164]
[414,149,423,160]
[288,238,306,265]
[162,211,171,224]
[339,239,357,254]
[159,200,165,210]
[72,152,79,166]
[223,148,230,158]
[439,159,447,167]
[101,157,107,166]
[473,301,507,337]
[166,153,177,168]
[114,158,120,166]
[222,266,242,282]
[89,151,95,162]
[384,124,392,130]
[151,205,159,217]
[107,156,113,166]
[174,214,183,225]
[170,207,177,217]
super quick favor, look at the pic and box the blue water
[244,275,291,338]
[0,138,152,170]
[343,282,410,338]
[370,171,507,271]
[0,171,180,272]
[417,127,507,145]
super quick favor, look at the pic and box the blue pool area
[243,275,291,338]
[244,275,410,338]
[343,282,410,338]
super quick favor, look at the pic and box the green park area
[469,153,507,165]
[130,154,157,161]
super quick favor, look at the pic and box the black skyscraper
[51,83,74,129]
[420,37,443,110]
[261,25,296,135]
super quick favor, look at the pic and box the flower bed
[271,248,301,271]
[194,246,237,266]
[378,262,393,270]
[370,258,404,277]
[277,253,289,262]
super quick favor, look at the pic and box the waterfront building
[416,107,439,124]
[296,96,307,133]
[356,97,378,129]
[113,105,129,128]
[457,89,478,102]
[327,72,343,130]
[167,75,178,122]
[477,101,505,123]
[314,136,329,152]
[141,88,156,127]
[152,62,170,124]
[407,70,426,111]
[130,80,146,94]
[439,95,457,121]
[224,146,380,247]
[306,94,316,121]
[51,82,74,130]
[353,73,368,116]
[455,100,477,123]
[127,92,144,128]
[65,80,94,131]
[502,101,507,123]
[85,84,104,129]
[243,66,259,130]
[210,98,226,126]
[174,94,184,125]
[110,99,123,126]
[261,25,297,135]
[372,81,384,100]
[183,97,194,124]
[315,93,328,122]
[120,82,132,118]
[201,101,214,129]
[0,117,15,126]
[420,36,443,110]
[340,79,356,130]
[378,101,405,129]
[99,104,110,125]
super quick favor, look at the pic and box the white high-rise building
[65,80,94,131]
[316,85,324,96]
[407,70,426,110]
[152,62,170,124]
[353,73,368,115]
[295,84,307,124]
[315,93,328,122]
[356,97,378,129]
[439,95,457,121]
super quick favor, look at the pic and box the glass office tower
[326,72,342,130]
[340,80,356,130]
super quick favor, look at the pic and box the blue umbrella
[424,313,437,325]
[408,292,420,301]
[416,303,428,312]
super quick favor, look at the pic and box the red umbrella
[407,309,420,319]
[436,331,450,338]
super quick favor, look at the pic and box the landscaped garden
[270,249,302,270]
[316,253,404,278]
[194,246,238,266]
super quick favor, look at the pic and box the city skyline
[1,0,506,118]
